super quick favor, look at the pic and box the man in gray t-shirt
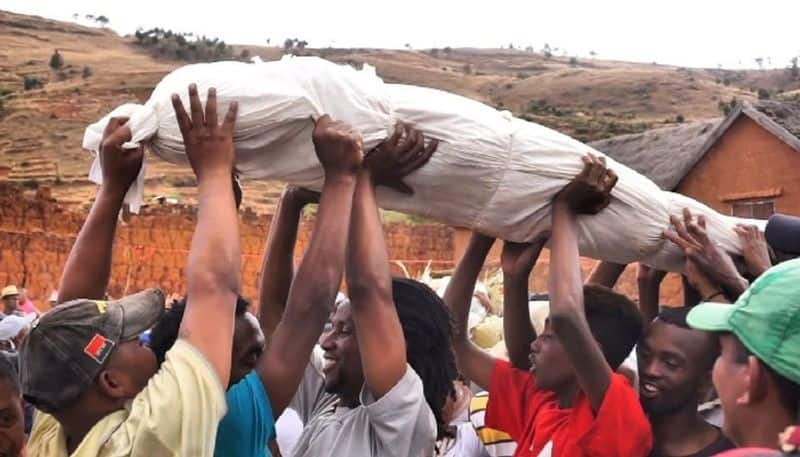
[283,123,458,457]
[290,345,435,457]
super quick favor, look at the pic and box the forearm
[586,261,626,288]
[503,272,536,370]
[258,194,304,335]
[637,278,661,323]
[549,202,611,411]
[346,171,394,307]
[444,233,495,388]
[285,177,354,323]
[187,177,241,294]
[58,185,126,303]
[347,170,406,399]
[444,235,494,344]
[548,203,584,319]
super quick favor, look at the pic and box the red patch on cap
[84,333,114,364]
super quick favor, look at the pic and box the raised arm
[346,125,438,399]
[636,264,667,323]
[57,117,143,303]
[258,186,319,337]
[173,85,241,387]
[346,168,406,399]
[549,154,617,412]
[501,236,548,370]
[444,233,496,390]
[258,116,361,415]
[586,261,627,288]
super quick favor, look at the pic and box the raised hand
[171,84,238,181]
[99,116,144,191]
[501,231,550,279]
[555,153,618,215]
[312,114,363,177]
[663,208,748,298]
[734,224,772,278]
[365,122,438,194]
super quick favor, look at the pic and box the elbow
[187,269,241,297]
[547,308,583,334]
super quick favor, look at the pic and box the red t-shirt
[485,359,652,457]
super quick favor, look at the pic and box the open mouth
[322,356,338,374]
[640,380,661,398]
[528,354,537,373]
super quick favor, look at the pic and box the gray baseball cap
[20,288,165,413]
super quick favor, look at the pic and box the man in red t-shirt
[444,154,653,457]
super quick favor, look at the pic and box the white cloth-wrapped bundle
[84,56,759,272]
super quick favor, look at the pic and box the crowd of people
[0,84,799,457]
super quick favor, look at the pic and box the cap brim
[111,289,165,340]
[687,302,737,332]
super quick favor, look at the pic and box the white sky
[4,0,797,69]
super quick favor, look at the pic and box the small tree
[82,66,93,78]
[790,57,799,79]
[569,57,578,67]
[443,46,452,54]
[463,63,473,75]
[240,49,251,60]
[676,114,685,123]
[755,57,764,69]
[283,38,294,50]
[589,50,597,58]
[758,88,771,100]
[95,15,109,27]
[49,50,64,70]
[23,76,43,91]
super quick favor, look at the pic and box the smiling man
[638,307,734,457]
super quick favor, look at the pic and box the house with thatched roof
[590,99,800,219]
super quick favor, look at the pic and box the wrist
[503,270,531,283]
[98,182,128,201]
[701,290,725,302]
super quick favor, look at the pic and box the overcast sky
[4,0,797,69]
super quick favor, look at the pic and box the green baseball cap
[687,258,800,385]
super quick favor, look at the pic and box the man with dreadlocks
[259,119,457,456]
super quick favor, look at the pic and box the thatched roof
[589,119,720,190]
[590,99,800,190]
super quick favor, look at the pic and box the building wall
[677,116,800,217]
[0,184,455,310]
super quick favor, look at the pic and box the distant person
[14,289,39,316]
[1,287,22,317]
[0,314,37,351]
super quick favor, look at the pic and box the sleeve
[289,345,327,424]
[360,365,436,457]
[118,339,228,457]
[484,359,550,441]
[214,371,276,457]
[576,373,653,457]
